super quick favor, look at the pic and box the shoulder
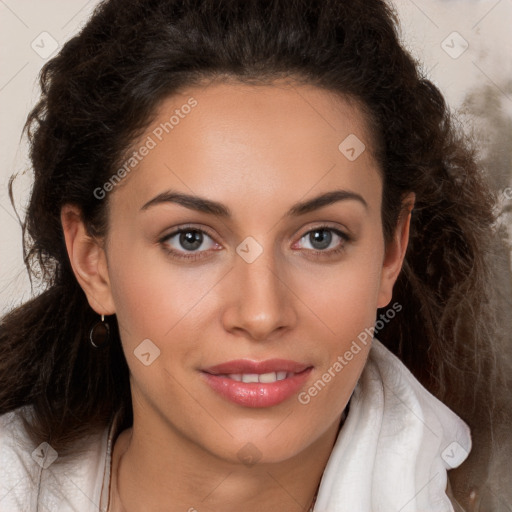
[0,405,111,512]
[369,340,512,511]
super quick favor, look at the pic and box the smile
[201,359,313,408]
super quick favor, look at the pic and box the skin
[61,80,414,512]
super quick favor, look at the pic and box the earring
[89,314,111,349]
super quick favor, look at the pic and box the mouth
[201,359,313,408]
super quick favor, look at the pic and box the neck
[109,412,345,512]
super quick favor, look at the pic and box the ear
[377,192,415,308]
[60,204,116,315]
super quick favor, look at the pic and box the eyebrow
[140,188,368,217]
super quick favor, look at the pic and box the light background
[1,0,511,316]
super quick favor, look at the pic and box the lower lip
[201,368,313,408]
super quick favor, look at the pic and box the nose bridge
[240,247,281,299]
[224,236,295,339]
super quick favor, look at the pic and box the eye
[160,226,221,260]
[294,226,350,256]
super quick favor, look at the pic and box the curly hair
[1,0,510,507]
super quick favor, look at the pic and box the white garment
[314,339,471,512]
[0,338,470,512]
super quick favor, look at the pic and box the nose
[221,246,298,342]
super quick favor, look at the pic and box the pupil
[180,230,202,251]
[310,230,331,250]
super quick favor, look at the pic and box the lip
[201,359,313,408]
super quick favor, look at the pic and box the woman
[0,0,510,510]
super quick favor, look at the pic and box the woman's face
[68,80,411,465]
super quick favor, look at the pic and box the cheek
[294,254,382,415]
[296,251,383,336]
[106,237,223,347]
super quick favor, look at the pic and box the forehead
[108,80,382,218]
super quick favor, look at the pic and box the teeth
[242,373,259,383]
[259,372,277,383]
[226,372,291,383]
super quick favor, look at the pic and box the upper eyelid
[161,224,216,240]
[299,224,349,237]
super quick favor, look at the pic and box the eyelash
[158,224,351,262]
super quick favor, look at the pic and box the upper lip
[203,358,311,375]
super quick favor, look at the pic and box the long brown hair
[1,0,510,507]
